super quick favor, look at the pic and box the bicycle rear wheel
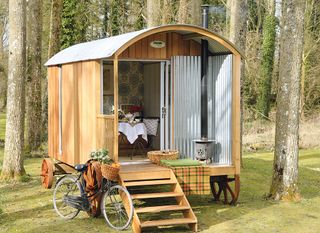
[101,185,133,230]
[53,175,82,219]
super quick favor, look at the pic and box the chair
[130,118,159,159]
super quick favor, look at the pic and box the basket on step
[148,150,179,165]
[101,164,120,181]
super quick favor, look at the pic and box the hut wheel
[83,161,103,217]
[40,158,54,189]
[210,175,240,205]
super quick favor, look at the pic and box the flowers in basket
[90,149,120,180]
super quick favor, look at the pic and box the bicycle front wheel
[53,175,82,219]
[101,185,133,230]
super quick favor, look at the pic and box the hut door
[160,61,171,150]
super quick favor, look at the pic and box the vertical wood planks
[47,66,59,160]
[113,58,119,162]
[232,55,241,174]
[118,32,201,60]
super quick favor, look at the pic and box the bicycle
[52,161,134,230]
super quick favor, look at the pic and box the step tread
[131,192,183,199]
[141,218,197,228]
[136,205,190,213]
[124,179,176,187]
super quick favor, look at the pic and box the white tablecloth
[118,122,148,144]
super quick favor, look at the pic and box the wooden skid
[119,162,198,233]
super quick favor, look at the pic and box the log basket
[147,150,179,165]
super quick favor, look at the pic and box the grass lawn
[0,149,320,233]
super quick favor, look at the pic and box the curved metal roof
[45,24,242,66]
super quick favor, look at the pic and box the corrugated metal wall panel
[172,55,232,164]
[208,55,233,165]
[173,56,201,159]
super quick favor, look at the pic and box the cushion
[143,118,159,136]
[160,159,201,167]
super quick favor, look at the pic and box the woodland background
[0,0,319,231]
[0,0,319,154]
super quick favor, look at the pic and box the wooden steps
[136,205,190,213]
[119,162,198,233]
[141,218,197,228]
[124,179,176,186]
[131,191,184,199]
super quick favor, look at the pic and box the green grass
[0,150,319,232]
[0,112,5,140]
[0,112,320,232]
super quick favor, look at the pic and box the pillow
[143,118,159,136]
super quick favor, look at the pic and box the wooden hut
[44,24,242,232]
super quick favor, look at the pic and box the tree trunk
[1,0,26,179]
[190,0,201,26]
[177,0,188,24]
[43,0,62,143]
[146,0,161,27]
[26,0,42,152]
[0,1,8,110]
[48,0,62,58]
[161,0,173,25]
[229,0,248,168]
[256,0,276,119]
[269,0,306,201]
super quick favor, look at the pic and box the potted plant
[90,149,120,181]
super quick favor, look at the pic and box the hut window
[101,61,114,114]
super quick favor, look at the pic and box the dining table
[118,122,148,144]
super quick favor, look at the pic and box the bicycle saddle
[74,164,88,172]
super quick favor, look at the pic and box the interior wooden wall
[119,32,201,60]
[48,66,59,161]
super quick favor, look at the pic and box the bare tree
[256,0,277,119]
[26,0,42,152]
[229,0,248,167]
[42,0,62,142]
[1,0,26,179]
[269,0,306,201]
[146,0,161,27]
[161,0,174,25]
[177,0,188,24]
[48,0,62,58]
[190,0,201,26]
[0,0,8,110]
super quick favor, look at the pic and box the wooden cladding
[48,66,59,161]
[47,61,107,165]
[96,115,114,160]
[119,32,201,60]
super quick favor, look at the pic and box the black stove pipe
[201,5,209,140]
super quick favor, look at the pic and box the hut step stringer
[119,162,197,233]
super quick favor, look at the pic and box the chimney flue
[201,4,209,29]
[200,4,209,140]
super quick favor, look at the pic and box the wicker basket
[147,150,179,165]
[101,164,120,181]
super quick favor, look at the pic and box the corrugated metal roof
[45,25,239,66]
[45,29,149,66]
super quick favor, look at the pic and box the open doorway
[101,60,170,161]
